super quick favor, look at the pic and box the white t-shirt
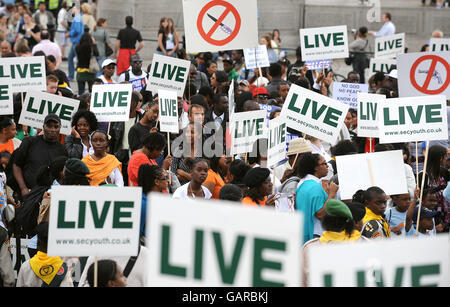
[172,182,212,200]
[118,69,148,92]
[57,8,67,31]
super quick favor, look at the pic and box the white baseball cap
[386,69,397,79]
[102,59,116,69]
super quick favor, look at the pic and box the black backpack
[15,185,49,237]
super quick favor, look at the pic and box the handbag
[89,44,100,74]
[104,31,113,57]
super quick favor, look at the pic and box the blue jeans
[68,43,77,80]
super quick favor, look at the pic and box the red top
[127,151,156,186]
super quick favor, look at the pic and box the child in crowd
[385,188,418,236]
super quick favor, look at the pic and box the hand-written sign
[280,84,349,144]
[19,90,80,135]
[332,82,369,109]
[300,25,349,61]
[244,45,270,69]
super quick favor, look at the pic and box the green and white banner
[230,110,267,155]
[307,235,450,287]
[47,186,142,257]
[147,194,303,286]
[0,56,46,92]
[267,117,286,168]
[374,33,405,59]
[0,80,13,115]
[300,25,349,61]
[158,89,179,133]
[90,84,133,122]
[147,54,191,97]
[280,84,349,144]
[430,38,450,52]
[19,90,80,135]
[357,93,386,138]
[378,95,448,144]
[369,58,397,75]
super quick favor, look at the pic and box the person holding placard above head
[418,145,449,233]
[172,158,211,200]
[65,110,98,159]
[82,130,123,187]
[241,167,277,207]
[368,12,396,37]
[86,259,126,287]
[295,153,339,244]
[354,187,391,239]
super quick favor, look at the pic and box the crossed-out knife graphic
[207,13,233,35]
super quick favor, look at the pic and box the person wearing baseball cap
[99,59,117,84]
[406,206,439,237]
[252,87,269,104]
[12,114,66,199]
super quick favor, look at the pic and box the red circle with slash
[197,0,241,46]
[410,54,450,95]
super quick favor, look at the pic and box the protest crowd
[0,0,449,288]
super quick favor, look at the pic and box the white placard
[0,56,46,92]
[147,54,191,97]
[308,235,450,287]
[305,59,331,71]
[378,95,448,143]
[332,82,369,109]
[90,84,132,122]
[369,58,397,75]
[279,84,349,144]
[158,89,179,133]
[300,25,349,61]
[267,117,286,168]
[147,194,302,286]
[374,33,405,59]
[182,0,258,53]
[430,38,450,52]
[230,110,267,155]
[357,93,386,138]
[47,186,142,257]
[243,45,270,69]
[397,51,450,99]
[0,80,13,115]
[228,79,235,119]
[19,90,80,135]
[336,150,408,200]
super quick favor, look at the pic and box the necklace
[188,183,204,198]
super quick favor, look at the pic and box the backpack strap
[123,244,141,278]
[41,262,68,287]
[125,71,130,82]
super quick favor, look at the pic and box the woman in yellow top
[354,187,391,239]
[241,167,276,207]
[204,155,231,199]
[82,130,123,186]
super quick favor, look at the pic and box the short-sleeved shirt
[385,207,407,236]
[13,135,66,189]
[117,70,148,92]
[117,26,143,49]
[127,151,157,187]
[172,182,212,200]
[128,122,152,154]
[204,169,225,199]
[242,196,267,207]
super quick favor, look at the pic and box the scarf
[82,154,122,186]
[319,230,361,243]
[363,207,391,237]
[29,251,64,285]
